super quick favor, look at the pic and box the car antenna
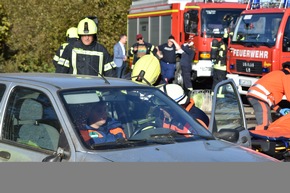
[87,63,110,84]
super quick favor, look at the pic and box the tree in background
[0,0,131,72]
[0,3,11,71]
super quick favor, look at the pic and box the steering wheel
[130,124,158,138]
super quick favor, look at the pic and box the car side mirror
[42,154,62,162]
[42,147,66,162]
[213,128,239,143]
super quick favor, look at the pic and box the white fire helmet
[159,84,188,105]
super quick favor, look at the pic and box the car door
[209,79,251,148]
[0,85,68,162]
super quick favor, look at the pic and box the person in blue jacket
[80,101,126,147]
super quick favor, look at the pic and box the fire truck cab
[227,0,290,95]
[127,0,247,85]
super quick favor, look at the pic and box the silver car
[0,73,279,162]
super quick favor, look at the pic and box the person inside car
[159,83,209,129]
[79,101,126,147]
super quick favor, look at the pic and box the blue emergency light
[262,67,270,73]
[284,0,290,8]
[251,0,260,9]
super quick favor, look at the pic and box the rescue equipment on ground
[250,112,290,161]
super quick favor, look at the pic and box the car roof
[0,73,148,90]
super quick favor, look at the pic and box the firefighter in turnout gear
[159,83,209,129]
[53,27,79,68]
[246,62,290,130]
[211,38,227,97]
[55,18,116,77]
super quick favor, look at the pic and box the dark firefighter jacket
[53,38,78,68]
[56,40,116,77]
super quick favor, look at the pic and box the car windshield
[59,87,213,150]
[231,13,283,47]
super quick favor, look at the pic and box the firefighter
[85,15,99,41]
[246,62,290,130]
[52,27,79,68]
[56,17,116,77]
[211,38,227,97]
[210,39,219,66]
[222,13,234,45]
[159,83,209,129]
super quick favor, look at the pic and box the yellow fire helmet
[131,54,161,85]
[66,27,79,39]
[77,18,97,35]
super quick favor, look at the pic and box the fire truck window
[253,18,265,34]
[283,17,290,52]
[184,10,198,34]
[269,18,280,40]
[201,9,243,38]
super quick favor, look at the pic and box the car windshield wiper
[90,138,147,149]
[150,131,215,140]
[90,132,215,149]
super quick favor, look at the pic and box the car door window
[0,84,6,103]
[2,86,61,151]
[210,80,251,148]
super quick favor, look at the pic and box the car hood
[80,140,279,162]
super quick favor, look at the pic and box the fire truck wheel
[191,71,197,81]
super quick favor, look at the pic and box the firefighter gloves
[279,108,290,116]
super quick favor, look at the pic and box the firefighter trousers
[211,68,227,92]
[247,96,273,130]
[181,65,192,91]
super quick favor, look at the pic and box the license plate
[239,79,252,87]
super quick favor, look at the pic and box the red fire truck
[227,0,290,95]
[127,0,247,85]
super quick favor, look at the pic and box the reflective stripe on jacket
[162,120,192,137]
[56,40,116,77]
[80,120,126,146]
[53,43,69,67]
[246,69,290,111]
